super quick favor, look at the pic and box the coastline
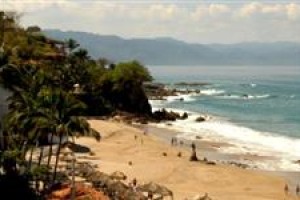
[145,123,300,194]
[75,119,298,200]
[149,101,300,173]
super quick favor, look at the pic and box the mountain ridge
[44,29,300,66]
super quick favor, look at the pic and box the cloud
[1,0,67,12]
[237,2,300,21]
[286,3,300,20]
[2,0,299,43]
[209,4,230,16]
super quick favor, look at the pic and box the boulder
[195,136,202,140]
[180,112,188,120]
[294,160,300,165]
[195,116,206,122]
[152,109,181,121]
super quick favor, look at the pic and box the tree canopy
[0,10,154,198]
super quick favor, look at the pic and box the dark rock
[174,82,210,87]
[195,135,202,140]
[195,116,206,122]
[152,108,181,121]
[294,160,300,164]
[228,161,249,169]
[180,112,188,120]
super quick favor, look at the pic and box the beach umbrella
[60,154,75,162]
[110,170,127,180]
[192,193,212,200]
[123,190,147,200]
[108,180,129,194]
[90,172,113,188]
[137,182,173,198]
[61,146,74,154]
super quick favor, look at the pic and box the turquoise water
[148,65,300,171]
[148,65,300,139]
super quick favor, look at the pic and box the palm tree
[38,88,100,182]
[66,38,79,54]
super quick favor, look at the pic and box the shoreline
[76,119,298,199]
[149,104,300,173]
[143,123,300,192]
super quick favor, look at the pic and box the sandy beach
[74,119,298,200]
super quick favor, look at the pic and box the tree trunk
[53,133,62,182]
[47,133,54,168]
[21,140,28,161]
[45,132,54,189]
[38,146,44,166]
[28,145,34,169]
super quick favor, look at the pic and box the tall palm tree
[37,87,100,182]
[66,38,79,54]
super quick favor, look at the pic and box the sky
[1,0,300,44]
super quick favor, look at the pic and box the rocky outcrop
[180,112,188,120]
[174,82,210,87]
[152,109,180,121]
[195,116,206,122]
[144,82,176,100]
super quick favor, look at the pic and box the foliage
[0,10,153,197]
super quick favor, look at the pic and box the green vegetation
[0,11,153,198]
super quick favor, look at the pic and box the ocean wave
[150,107,300,171]
[182,120,300,171]
[148,94,198,107]
[200,89,225,96]
[166,94,197,102]
[217,94,271,100]
[241,83,257,88]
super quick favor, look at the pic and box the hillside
[44,29,300,66]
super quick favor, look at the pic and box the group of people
[171,137,185,146]
[170,137,178,146]
[284,183,300,196]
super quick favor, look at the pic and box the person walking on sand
[296,184,299,196]
[143,127,148,135]
[191,142,196,151]
[129,178,138,192]
[284,183,289,195]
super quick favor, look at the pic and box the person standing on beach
[284,183,289,195]
[191,142,196,151]
[143,127,148,135]
[296,184,299,196]
[129,178,138,192]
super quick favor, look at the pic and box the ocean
[147,65,300,171]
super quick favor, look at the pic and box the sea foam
[200,89,225,96]
[150,106,300,171]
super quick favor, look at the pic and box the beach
[74,119,298,200]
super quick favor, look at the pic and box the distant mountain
[44,29,300,66]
